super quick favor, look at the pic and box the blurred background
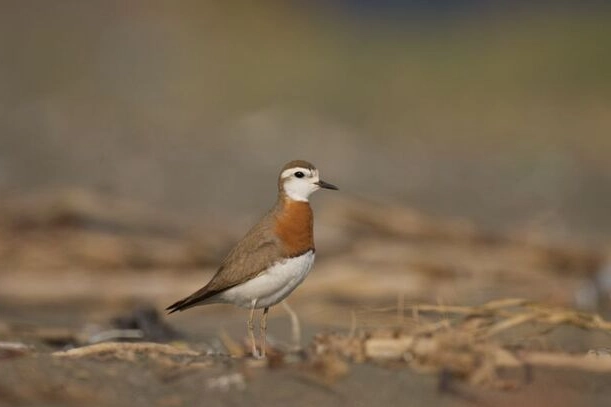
[1,0,611,332]
[1,0,610,236]
[2,2,611,405]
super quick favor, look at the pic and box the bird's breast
[274,200,314,257]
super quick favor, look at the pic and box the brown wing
[166,214,282,313]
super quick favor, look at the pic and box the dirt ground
[1,190,611,407]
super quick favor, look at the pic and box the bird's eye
[294,171,305,178]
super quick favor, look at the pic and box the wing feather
[166,214,282,313]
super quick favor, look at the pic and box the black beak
[316,180,339,190]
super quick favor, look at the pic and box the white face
[280,167,321,202]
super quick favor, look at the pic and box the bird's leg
[281,300,301,351]
[260,307,269,358]
[248,300,259,358]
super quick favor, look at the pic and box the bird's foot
[251,348,262,359]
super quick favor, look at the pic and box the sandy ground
[2,304,611,407]
[1,192,611,407]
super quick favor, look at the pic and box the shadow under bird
[166,160,338,358]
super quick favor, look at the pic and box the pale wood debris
[52,342,199,361]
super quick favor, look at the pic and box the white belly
[217,251,315,309]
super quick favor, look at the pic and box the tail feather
[165,289,222,314]
[165,298,191,314]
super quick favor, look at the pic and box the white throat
[283,180,312,201]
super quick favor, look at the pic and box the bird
[166,160,338,358]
